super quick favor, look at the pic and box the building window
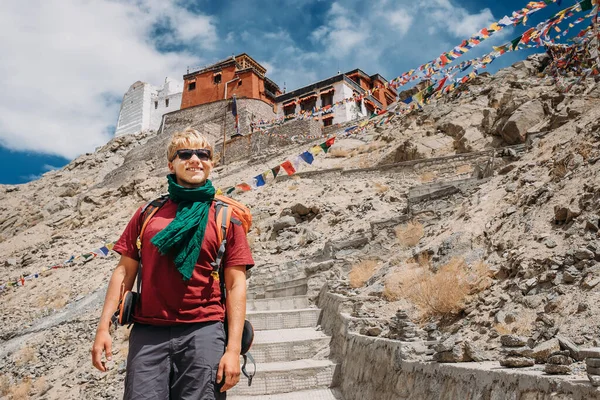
[238,80,242,86]
[165,98,169,107]
[300,97,316,112]
[154,101,158,109]
[323,117,333,127]
[188,82,196,91]
[283,103,295,116]
[321,92,334,107]
[214,74,222,84]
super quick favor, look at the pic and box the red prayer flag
[236,183,252,192]
[280,160,296,175]
[325,137,336,148]
[435,77,448,92]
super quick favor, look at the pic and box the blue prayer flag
[254,174,266,187]
[299,151,314,165]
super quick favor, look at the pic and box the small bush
[383,264,423,301]
[37,287,69,309]
[349,260,379,288]
[455,164,473,175]
[0,374,10,397]
[494,310,536,336]
[419,171,437,183]
[395,221,424,248]
[373,182,389,193]
[389,258,491,319]
[576,143,593,160]
[10,377,32,400]
[14,346,37,367]
[32,376,50,396]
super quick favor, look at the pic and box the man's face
[168,147,213,188]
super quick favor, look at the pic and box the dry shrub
[14,346,37,367]
[37,287,70,309]
[551,155,571,180]
[287,184,299,191]
[329,148,350,158]
[373,182,389,194]
[32,376,50,396]
[395,221,424,248]
[349,260,379,288]
[10,377,32,400]
[419,171,437,183]
[400,258,491,319]
[0,375,10,397]
[494,310,536,336]
[383,264,423,301]
[455,164,473,174]
[576,143,593,160]
[493,323,512,335]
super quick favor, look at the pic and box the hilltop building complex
[114,54,397,140]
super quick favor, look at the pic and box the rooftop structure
[114,77,183,137]
[181,53,281,110]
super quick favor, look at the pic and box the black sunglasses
[172,148,212,162]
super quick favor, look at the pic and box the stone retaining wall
[317,287,600,400]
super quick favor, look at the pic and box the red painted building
[181,54,281,110]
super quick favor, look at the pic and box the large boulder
[500,100,545,144]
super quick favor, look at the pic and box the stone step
[229,387,343,400]
[228,359,338,396]
[247,296,309,312]
[247,308,320,331]
[251,328,331,363]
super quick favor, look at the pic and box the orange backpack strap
[135,194,168,293]
[212,200,233,279]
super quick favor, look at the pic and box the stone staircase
[229,295,343,399]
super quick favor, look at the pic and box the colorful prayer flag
[271,165,281,178]
[299,151,314,165]
[280,160,296,175]
[254,174,266,187]
[236,183,252,192]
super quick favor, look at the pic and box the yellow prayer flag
[310,145,323,156]
[488,23,500,32]
[413,92,424,105]
[106,243,115,250]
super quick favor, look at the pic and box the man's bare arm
[91,255,138,371]
[217,265,247,391]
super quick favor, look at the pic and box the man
[91,128,253,399]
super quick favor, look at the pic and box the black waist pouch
[111,290,138,327]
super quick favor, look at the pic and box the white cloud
[0,0,217,159]
[294,0,500,85]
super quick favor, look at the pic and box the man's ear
[168,161,175,173]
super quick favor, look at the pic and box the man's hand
[216,349,241,392]
[91,329,113,372]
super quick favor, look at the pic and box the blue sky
[0,0,588,184]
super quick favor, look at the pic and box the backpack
[114,193,256,385]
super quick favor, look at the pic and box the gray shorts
[124,321,227,400]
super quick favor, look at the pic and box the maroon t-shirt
[113,200,254,326]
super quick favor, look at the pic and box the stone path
[229,295,343,399]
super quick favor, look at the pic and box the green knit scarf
[151,174,215,280]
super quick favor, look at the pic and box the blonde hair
[167,127,213,161]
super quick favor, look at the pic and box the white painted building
[115,77,183,137]
[274,69,395,127]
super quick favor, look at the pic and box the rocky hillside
[1,53,600,398]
